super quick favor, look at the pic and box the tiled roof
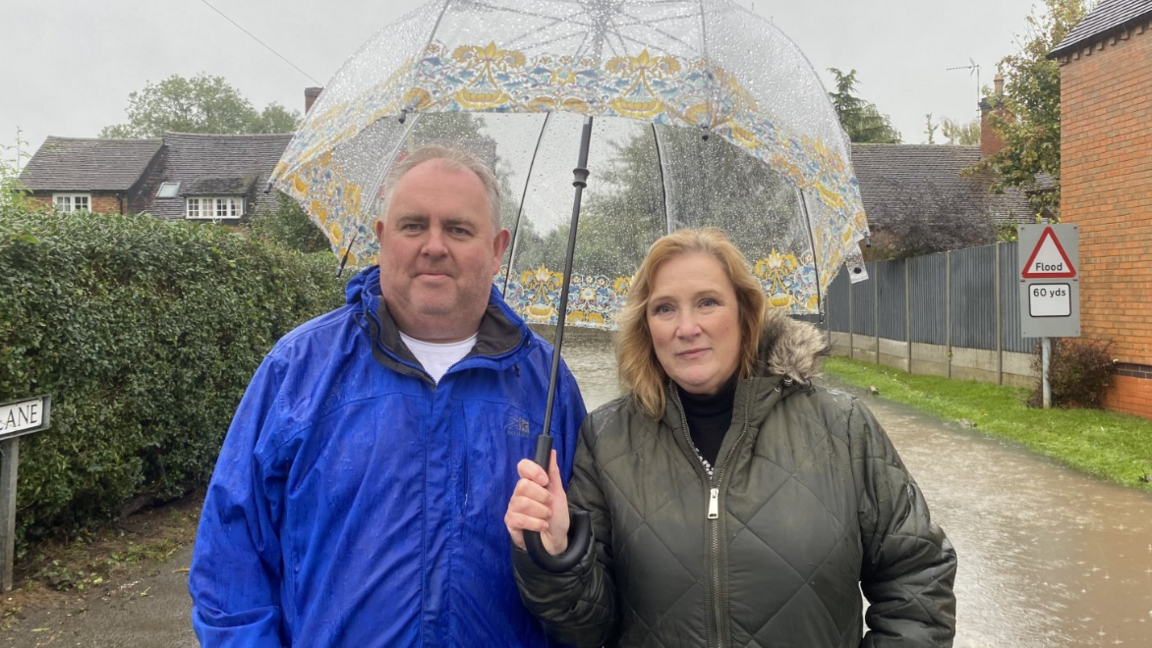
[184,177,256,196]
[18,137,162,191]
[142,132,292,219]
[850,144,1036,230]
[1050,0,1152,58]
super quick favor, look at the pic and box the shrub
[1029,338,1116,408]
[0,208,343,545]
[246,192,331,254]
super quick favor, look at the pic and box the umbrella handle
[524,435,592,573]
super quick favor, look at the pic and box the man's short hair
[380,145,503,231]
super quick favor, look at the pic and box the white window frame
[185,196,244,220]
[53,193,91,213]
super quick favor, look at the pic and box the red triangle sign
[1022,226,1076,279]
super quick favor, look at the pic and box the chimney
[305,87,323,114]
[979,73,1006,157]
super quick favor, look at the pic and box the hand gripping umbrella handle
[524,434,592,573]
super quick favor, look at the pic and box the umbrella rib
[500,15,578,51]
[651,124,672,234]
[570,29,594,61]
[694,0,715,129]
[796,187,824,314]
[411,0,455,90]
[610,8,701,31]
[504,112,553,294]
[516,29,596,57]
[609,13,699,53]
[462,1,595,28]
[361,113,423,224]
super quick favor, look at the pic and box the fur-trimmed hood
[754,308,829,384]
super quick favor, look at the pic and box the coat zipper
[675,390,752,648]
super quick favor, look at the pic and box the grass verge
[822,356,1152,492]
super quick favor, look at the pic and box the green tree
[941,117,981,145]
[100,74,300,138]
[970,0,1093,212]
[253,103,300,134]
[828,68,901,144]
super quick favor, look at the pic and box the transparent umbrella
[270,0,871,570]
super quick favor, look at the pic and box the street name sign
[1018,224,1080,338]
[0,396,51,440]
[0,395,51,592]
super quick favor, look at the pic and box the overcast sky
[1,0,1045,167]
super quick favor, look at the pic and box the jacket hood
[754,307,829,384]
[345,265,377,306]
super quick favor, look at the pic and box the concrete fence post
[848,275,854,360]
[874,262,880,363]
[995,242,1003,385]
[905,259,912,373]
[946,250,952,379]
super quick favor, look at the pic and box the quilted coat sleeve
[189,355,290,648]
[851,399,958,647]
[512,415,619,648]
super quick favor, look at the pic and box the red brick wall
[29,191,123,214]
[1059,22,1152,418]
[1106,375,1152,417]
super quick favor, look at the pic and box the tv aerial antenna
[946,58,981,113]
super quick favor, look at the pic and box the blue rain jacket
[189,266,586,647]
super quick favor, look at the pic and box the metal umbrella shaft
[525,115,594,573]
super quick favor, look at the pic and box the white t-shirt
[399,331,478,383]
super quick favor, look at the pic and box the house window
[53,193,91,213]
[186,196,244,220]
[156,182,181,198]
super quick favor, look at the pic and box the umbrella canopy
[271,0,871,321]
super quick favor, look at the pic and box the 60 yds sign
[1029,283,1071,317]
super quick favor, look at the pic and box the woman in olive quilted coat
[505,228,957,648]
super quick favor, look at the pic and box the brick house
[18,137,163,214]
[1050,0,1152,418]
[19,132,291,225]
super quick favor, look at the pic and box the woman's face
[646,253,742,397]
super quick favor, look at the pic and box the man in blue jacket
[189,146,587,647]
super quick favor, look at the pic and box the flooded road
[560,333,1152,648]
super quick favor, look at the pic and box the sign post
[0,396,51,591]
[1018,224,1080,408]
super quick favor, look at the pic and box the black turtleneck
[676,374,738,467]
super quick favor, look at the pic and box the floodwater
[559,332,1152,648]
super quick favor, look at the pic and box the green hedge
[0,207,344,544]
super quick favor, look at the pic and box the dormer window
[186,196,244,220]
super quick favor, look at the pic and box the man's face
[375,160,510,343]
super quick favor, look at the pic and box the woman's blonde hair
[617,228,767,418]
